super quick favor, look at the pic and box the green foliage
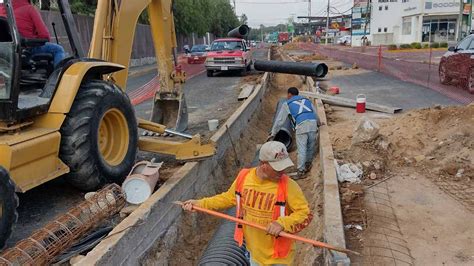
[439,42,448,48]
[247,24,288,41]
[422,43,429,49]
[431,42,440,48]
[387,44,398,50]
[410,42,421,49]
[399,44,411,49]
[173,0,239,37]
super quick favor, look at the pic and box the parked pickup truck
[205,38,252,77]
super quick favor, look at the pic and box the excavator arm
[88,0,214,160]
[89,0,186,130]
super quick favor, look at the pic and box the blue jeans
[295,130,317,172]
[30,42,65,67]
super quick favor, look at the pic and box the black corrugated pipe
[198,209,250,266]
[227,25,250,39]
[254,60,329,78]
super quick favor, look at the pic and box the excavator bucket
[151,92,188,132]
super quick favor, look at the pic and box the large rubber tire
[59,80,138,191]
[467,68,474,94]
[439,63,451,85]
[207,70,213,77]
[0,167,18,250]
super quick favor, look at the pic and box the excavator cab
[0,0,81,124]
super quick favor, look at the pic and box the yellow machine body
[0,0,214,193]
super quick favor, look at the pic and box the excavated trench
[141,51,324,265]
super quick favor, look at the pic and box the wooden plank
[237,84,255,101]
[300,91,402,114]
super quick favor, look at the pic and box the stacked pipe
[0,184,125,265]
[227,25,250,39]
[254,60,328,78]
[198,209,250,266]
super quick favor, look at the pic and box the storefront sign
[424,0,460,13]
[351,1,370,36]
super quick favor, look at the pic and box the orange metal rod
[174,201,360,256]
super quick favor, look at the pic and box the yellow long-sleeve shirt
[198,168,312,265]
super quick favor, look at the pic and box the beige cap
[259,141,294,171]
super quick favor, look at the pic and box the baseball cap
[259,141,294,171]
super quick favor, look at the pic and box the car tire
[439,63,451,85]
[240,66,247,76]
[467,68,474,94]
[207,70,213,77]
[59,80,138,191]
[0,167,18,250]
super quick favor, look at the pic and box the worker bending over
[182,141,312,266]
[269,87,320,179]
[0,0,65,67]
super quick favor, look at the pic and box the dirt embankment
[327,104,474,265]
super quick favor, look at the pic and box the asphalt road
[6,47,269,248]
[328,71,460,110]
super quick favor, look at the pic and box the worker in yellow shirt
[182,141,312,266]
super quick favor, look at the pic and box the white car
[337,35,351,45]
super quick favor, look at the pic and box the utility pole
[233,0,236,11]
[457,0,463,41]
[325,0,330,44]
[308,0,312,23]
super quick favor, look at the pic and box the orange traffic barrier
[173,201,360,256]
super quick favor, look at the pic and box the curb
[76,49,271,265]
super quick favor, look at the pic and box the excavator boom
[89,0,187,130]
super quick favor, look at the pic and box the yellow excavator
[0,0,214,248]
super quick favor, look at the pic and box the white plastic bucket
[208,119,219,131]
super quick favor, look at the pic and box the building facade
[360,0,472,46]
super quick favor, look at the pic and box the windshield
[191,45,207,52]
[210,41,243,51]
[0,43,13,100]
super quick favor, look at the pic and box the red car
[439,34,474,94]
[187,44,208,64]
[205,38,252,77]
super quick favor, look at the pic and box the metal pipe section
[254,60,328,78]
[227,25,250,39]
[198,208,250,266]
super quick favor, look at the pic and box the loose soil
[150,58,324,265]
[326,104,474,265]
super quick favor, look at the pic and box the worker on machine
[0,0,65,67]
[269,87,320,179]
[182,141,312,266]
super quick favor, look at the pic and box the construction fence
[297,43,474,104]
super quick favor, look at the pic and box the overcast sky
[234,0,353,28]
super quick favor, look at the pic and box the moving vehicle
[187,44,208,64]
[278,32,289,44]
[0,0,214,249]
[205,25,252,77]
[337,35,351,46]
[439,34,474,94]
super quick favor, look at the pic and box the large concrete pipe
[198,209,250,266]
[254,60,328,78]
[227,25,250,39]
